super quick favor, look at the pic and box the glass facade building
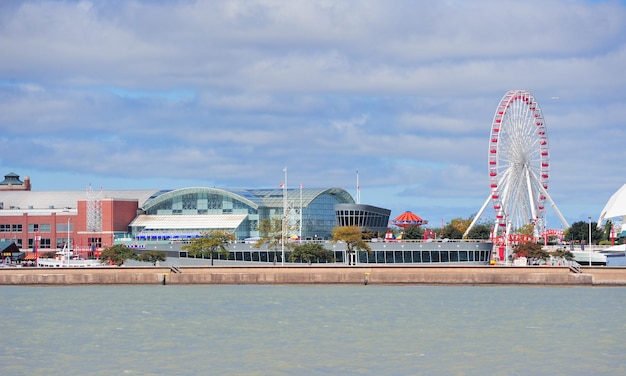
[129,187,355,241]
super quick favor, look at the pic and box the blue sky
[1,0,625,230]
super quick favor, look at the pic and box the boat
[37,247,105,268]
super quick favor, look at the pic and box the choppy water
[1,285,625,376]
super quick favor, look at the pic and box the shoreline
[1,265,626,286]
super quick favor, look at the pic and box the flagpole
[282,167,287,266]
[299,183,303,241]
[356,170,360,204]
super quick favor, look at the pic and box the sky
[1,0,626,231]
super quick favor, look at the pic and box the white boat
[570,250,607,266]
[37,248,104,268]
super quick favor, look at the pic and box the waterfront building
[0,172,492,265]
[0,174,357,254]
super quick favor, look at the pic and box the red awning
[24,252,37,260]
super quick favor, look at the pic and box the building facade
[334,203,391,235]
[0,175,356,253]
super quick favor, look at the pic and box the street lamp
[587,216,591,266]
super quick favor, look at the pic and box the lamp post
[281,167,287,266]
[588,216,591,266]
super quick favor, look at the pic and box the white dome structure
[598,184,626,234]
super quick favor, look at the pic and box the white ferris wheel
[465,90,569,241]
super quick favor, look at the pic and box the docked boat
[37,248,104,268]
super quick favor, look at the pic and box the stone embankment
[1,265,625,286]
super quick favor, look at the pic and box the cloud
[1,0,625,229]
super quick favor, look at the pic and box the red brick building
[0,173,157,254]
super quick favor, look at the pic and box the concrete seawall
[2,266,625,286]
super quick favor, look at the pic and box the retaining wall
[1,265,623,285]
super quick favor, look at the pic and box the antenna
[356,170,360,204]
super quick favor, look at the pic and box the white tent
[598,184,626,235]
[599,184,626,222]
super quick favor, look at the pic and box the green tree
[181,230,236,266]
[604,220,613,242]
[100,244,137,266]
[517,224,535,236]
[551,248,574,261]
[137,250,167,266]
[441,222,463,239]
[564,221,604,245]
[289,243,334,263]
[332,225,371,265]
[254,218,284,265]
[465,222,491,240]
[441,217,473,239]
[403,225,424,240]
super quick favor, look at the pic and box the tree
[254,218,284,265]
[181,230,236,266]
[137,250,167,266]
[465,222,491,240]
[289,243,334,263]
[332,225,371,265]
[517,224,535,237]
[441,222,463,239]
[551,248,574,261]
[564,221,604,245]
[100,244,137,266]
[604,220,613,242]
[403,225,424,240]
[512,241,550,261]
[441,217,472,239]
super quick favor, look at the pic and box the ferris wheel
[465,90,569,240]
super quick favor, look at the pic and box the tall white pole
[356,170,360,204]
[299,183,302,241]
[587,216,591,266]
[67,218,71,265]
[282,167,287,266]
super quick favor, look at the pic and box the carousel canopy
[390,211,428,228]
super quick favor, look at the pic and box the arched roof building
[130,187,355,241]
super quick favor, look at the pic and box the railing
[170,263,181,274]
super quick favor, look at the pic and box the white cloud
[1,0,625,228]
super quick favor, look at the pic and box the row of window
[335,210,389,230]
[179,249,491,264]
[0,223,65,233]
[2,237,102,249]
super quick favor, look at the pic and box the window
[88,237,102,248]
[28,238,52,249]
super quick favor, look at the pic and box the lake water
[1,285,625,375]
